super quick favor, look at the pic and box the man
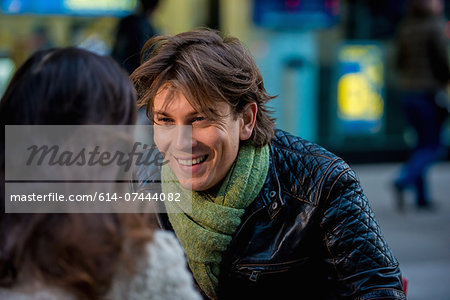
[131,29,406,299]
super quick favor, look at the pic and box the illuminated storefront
[336,43,384,134]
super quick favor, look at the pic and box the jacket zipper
[249,270,261,282]
[228,206,265,266]
[236,266,290,283]
[235,257,308,282]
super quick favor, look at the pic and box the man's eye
[155,117,173,124]
[192,116,206,122]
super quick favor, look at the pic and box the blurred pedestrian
[29,25,54,52]
[393,0,449,210]
[111,0,159,75]
[112,0,160,125]
[131,29,406,299]
[0,47,201,300]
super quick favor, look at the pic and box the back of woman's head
[0,47,136,125]
[0,48,151,300]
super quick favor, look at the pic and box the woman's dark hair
[0,48,153,300]
[131,29,276,147]
[0,47,136,125]
[0,213,154,299]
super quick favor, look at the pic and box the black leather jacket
[132,130,406,300]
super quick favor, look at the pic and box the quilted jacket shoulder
[272,130,399,272]
[270,129,343,206]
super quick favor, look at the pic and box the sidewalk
[352,162,450,300]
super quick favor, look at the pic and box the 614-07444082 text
[9,192,181,202]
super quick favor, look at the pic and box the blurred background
[1,1,449,298]
[0,0,449,163]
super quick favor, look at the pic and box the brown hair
[0,47,136,125]
[0,47,153,299]
[131,29,276,147]
[0,214,155,299]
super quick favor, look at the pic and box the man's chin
[180,179,209,192]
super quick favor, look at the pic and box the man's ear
[240,103,257,141]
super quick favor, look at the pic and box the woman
[131,29,406,299]
[0,47,200,300]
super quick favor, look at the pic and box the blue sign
[0,0,136,16]
[253,0,340,30]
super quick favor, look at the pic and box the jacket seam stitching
[321,167,350,280]
[272,142,335,160]
[325,168,350,202]
[315,158,343,205]
[281,189,313,205]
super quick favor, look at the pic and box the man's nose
[173,125,194,152]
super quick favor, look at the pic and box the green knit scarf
[161,143,269,299]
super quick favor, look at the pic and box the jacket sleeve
[319,162,406,300]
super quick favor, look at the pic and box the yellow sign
[338,73,383,120]
[336,44,384,133]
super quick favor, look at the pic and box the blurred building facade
[0,0,449,163]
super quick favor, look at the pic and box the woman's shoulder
[0,281,76,300]
[146,230,188,268]
[109,230,201,300]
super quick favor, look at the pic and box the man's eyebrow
[153,110,170,116]
[153,110,201,117]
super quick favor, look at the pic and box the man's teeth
[178,155,207,166]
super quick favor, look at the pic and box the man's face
[153,88,243,191]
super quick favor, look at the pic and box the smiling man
[130,29,406,300]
